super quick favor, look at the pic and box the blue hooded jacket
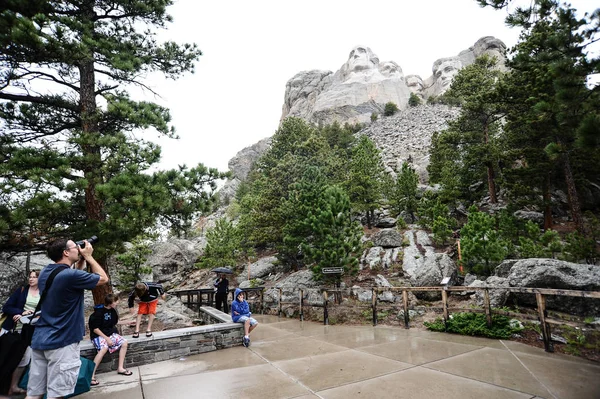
[230,288,251,322]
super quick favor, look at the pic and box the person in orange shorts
[127,282,165,338]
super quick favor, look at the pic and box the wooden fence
[173,285,599,353]
[172,287,265,313]
[273,286,600,353]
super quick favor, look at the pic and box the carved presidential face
[347,46,378,72]
[405,75,424,93]
[379,61,403,78]
[433,58,462,89]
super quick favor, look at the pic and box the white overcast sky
[141,0,596,173]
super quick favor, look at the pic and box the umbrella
[211,267,234,274]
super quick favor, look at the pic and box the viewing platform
[79,314,599,399]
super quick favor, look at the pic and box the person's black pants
[215,292,228,313]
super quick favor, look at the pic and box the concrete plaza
[78,315,599,399]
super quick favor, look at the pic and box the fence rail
[172,287,265,313]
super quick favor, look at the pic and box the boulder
[360,247,401,270]
[372,229,403,248]
[264,270,320,307]
[375,216,397,228]
[506,259,600,315]
[145,239,202,286]
[469,276,510,308]
[513,210,544,225]
[237,256,281,283]
[495,259,519,278]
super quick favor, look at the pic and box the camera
[75,235,99,248]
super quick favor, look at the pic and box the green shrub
[384,102,398,116]
[424,312,523,339]
[370,112,378,122]
[408,93,421,107]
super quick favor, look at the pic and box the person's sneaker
[242,337,249,347]
[247,338,251,347]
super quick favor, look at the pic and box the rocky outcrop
[145,239,203,287]
[402,229,457,299]
[219,137,271,205]
[360,105,461,182]
[372,229,403,248]
[236,256,283,284]
[487,259,600,314]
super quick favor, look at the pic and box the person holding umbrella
[213,270,230,313]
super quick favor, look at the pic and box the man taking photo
[26,238,108,399]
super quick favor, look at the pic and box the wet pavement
[77,315,600,399]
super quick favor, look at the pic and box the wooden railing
[273,286,600,353]
[172,287,266,314]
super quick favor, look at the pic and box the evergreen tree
[199,218,243,269]
[479,0,600,233]
[390,162,419,222]
[346,135,385,228]
[237,117,343,248]
[0,0,226,302]
[301,186,363,280]
[428,55,505,205]
[116,236,154,291]
[460,206,508,275]
[279,167,329,269]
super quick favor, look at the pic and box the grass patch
[423,312,522,339]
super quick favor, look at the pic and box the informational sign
[321,267,344,274]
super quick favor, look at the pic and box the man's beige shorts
[28,342,81,398]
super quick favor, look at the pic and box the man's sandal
[132,331,140,338]
[145,331,153,337]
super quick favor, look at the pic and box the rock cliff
[280,37,506,127]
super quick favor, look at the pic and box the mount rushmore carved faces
[432,57,462,93]
[347,46,379,72]
[405,75,425,97]
[379,61,403,79]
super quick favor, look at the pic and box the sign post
[321,267,344,304]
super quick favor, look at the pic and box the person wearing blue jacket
[230,288,258,347]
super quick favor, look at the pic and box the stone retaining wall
[81,306,243,373]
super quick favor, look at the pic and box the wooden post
[402,290,409,329]
[278,288,282,317]
[457,239,463,274]
[260,288,264,315]
[441,288,449,328]
[483,288,492,327]
[299,289,304,322]
[536,293,554,352]
[372,288,377,326]
[323,290,329,325]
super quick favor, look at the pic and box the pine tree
[301,186,363,280]
[200,218,243,269]
[390,162,419,222]
[279,167,329,269]
[116,236,154,291]
[431,55,505,204]
[479,0,600,233]
[346,136,385,228]
[0,1,227,302]
[460,206,508,275]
